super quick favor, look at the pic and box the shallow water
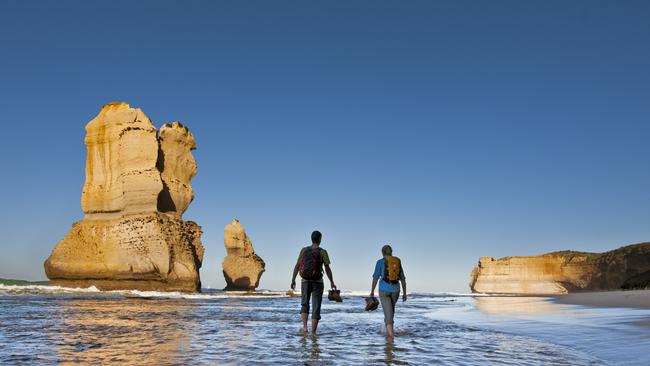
[1,285,648,365]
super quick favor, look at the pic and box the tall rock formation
[44,102,204,292]
[222,219,265,290]
[470,242,650,294]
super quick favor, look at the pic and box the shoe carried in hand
[365,296,379,311]
[328,289,343,302]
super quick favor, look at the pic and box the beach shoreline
[552,289,650,309]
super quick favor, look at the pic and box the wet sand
[553,290,650,330]
[433,294,650,364]
[553,290,650,310]
[0,286,615,365]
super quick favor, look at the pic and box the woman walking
[369,244,406,338]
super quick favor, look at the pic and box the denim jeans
[301,280,324,320]
[379,290,399,325]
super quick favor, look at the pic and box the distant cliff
[470,242,650,294]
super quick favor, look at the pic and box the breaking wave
[0,283,289,299]
[0,283,489,300]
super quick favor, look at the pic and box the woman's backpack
[383,256,401,284]
[299,247,323,280]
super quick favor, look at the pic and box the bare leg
[311,319,319,334]
[301,313,308,333]
[386,324,394,338]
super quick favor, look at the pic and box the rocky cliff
[470,242,650,294]
[44,102,204,292]
[222,219,265,290]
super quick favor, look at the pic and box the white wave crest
[0,283,491,299]
[0,283,292,299]
[0,283,102,294]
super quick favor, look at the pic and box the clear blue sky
[1,1,649,292]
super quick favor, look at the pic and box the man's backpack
[383,256,401,284]
[299,247,323,280]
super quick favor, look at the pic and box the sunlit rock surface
[470,242,650,294]
[222,219,265,290]
[45,102,204,292]
[157,122,196,216]
[81,102,162,217]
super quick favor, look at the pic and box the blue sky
[0,1,649,292]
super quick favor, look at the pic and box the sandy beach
[553,289,650,309]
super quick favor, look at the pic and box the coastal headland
[470,242,650,294]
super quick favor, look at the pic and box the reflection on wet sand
[473,296,598,323]
[1,292,627,365]
[461,295,650,365]
[300,335,322,365]
[383,339,407,366]
[474,296,560,314]
[50,299,196,365]
[384,339,395,364]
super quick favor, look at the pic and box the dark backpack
[299,247,323,280]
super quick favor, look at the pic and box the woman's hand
[290,280,296,290]
[402,293,407,302]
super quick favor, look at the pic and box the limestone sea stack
[222,219,265,290]
[44,102,204,292]
[470,242,650,294]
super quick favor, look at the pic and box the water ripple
[0,291,623,365]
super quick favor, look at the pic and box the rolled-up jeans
[379,290,400,325]
[301,280,324,320]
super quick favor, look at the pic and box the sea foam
[0,283,490,300]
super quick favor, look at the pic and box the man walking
[291,230,336,334]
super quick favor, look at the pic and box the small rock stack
[222,219,265,290]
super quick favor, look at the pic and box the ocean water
[1,285,649,365]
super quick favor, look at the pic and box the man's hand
[331,283,337,290]
[369,291,375,298]
[290,280,296,290]
[402,293,407,302]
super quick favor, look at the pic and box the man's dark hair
[311,230,322,244]
[382,244,393,256]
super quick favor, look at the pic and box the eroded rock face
[222,219,265,290]
[470,243,650,294]
[45,102,204,292]
[82,102,162,218]
[158,122,197,216]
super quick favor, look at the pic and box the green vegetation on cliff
[0,278,50,286]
